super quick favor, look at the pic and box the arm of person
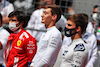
[71,44,88,67]
[86,37,97,67]
[34,33,62,67]
[0,31,10,49]
[24,37,37,65]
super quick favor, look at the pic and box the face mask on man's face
[9,22,20,32]
[64,27,78,37]
[92,13,97,21]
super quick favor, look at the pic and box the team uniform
[61,38,88,67]
[26,8,67,41]
[82,32,97,67]
[0,0,14,17]
[5,29,37,67]
[0,26,10,66]
[86,21,100,50]
[62,31,97,67]
[30,26,62,67]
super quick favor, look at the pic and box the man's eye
[68,24,71,26]
[12,20,17,21]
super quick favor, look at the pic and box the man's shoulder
[0,28,10,35]
[85,32,96,40]
[21,30,35,40]
[49,27,62,38]
[50,27,61,34]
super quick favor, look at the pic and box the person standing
[0,13,10,67]
[60,14,88,67]
[5,10,37,67]
[62,13,97,67]
[30,4,62,67]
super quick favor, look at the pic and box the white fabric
[86,22,100,41]
[30,26,62,67]
[96,32,100,40]
[26,8,67,41]
[62,31,97,67]
[86,22,94,34]
[0,26,10,64]
[0,0,14,16]
[61,38,88,67]
[82,32,97,67]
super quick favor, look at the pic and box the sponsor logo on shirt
[74,43,85,51]
[17,40,22,46]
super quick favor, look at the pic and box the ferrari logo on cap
[17,40,21,46]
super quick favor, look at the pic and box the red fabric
[5,29,37,67]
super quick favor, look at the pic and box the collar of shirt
[82,31,89,38]
[47,26,56,32]
[72,38,82,43]
[8,29,24,41]
[14,29,22,34]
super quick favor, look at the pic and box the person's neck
[71,33,82,40]
[14,29,22,34]
[46,21,55,29]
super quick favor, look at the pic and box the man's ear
[77,26,81,32]
[52,14,57,21]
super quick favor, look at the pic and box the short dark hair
[44,4,62,22]
[80,13,88,24]
[8,10,28,28]
[0,13,2,24]
[67,13,88,34]
[94,5,98,9]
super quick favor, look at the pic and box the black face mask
[64,27,78,37]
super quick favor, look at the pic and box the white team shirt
[82,32,97,67]
[62,31,97,67]
[26,8,67,41]
[0,26,10,64]
[30,26,62,67]
[0,0,14,16]
[61,38,88,67]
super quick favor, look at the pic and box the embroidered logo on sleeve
[74,43,85,51]
[17,40,22,46]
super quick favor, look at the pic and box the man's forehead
[44,8,51,12]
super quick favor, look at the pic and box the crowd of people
[0,0,100,67]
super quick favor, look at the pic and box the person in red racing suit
[5,10,37,67]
